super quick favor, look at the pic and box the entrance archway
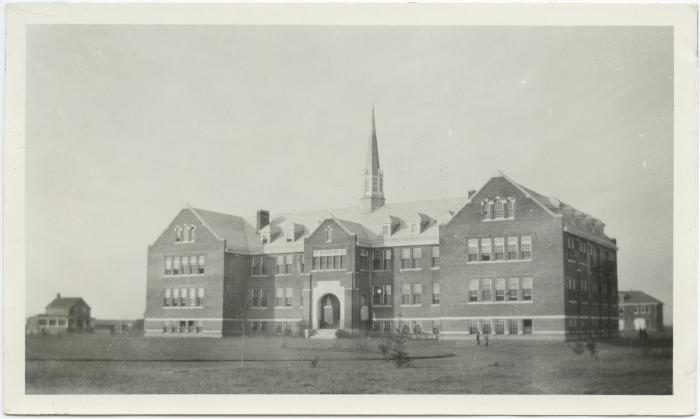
[318,294,340,329]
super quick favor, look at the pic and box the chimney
[468,190,477,199]
[256,210,270,231]
[56,293,61,299]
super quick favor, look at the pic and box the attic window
[175,224,195,243]
[325,226,333,243]
[187,226,196,242]
[380,224,392,237]
[482,198,515,221]
[261,232,270,245]
[285,230,294,243]
[409,222,422,234]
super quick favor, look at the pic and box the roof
[46,297,88,311]
[619,290,663,305]
[188,207,252,253]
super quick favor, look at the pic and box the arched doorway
[318,294,340,329]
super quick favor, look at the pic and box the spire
[360,106,385,212]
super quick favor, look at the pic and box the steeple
[360,107,386,213]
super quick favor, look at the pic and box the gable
[307,218,354,245]
[151,208,220,248]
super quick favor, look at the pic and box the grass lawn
[25,334,672,394]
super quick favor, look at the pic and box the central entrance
[319,294,340,329]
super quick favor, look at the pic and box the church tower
[360,107,386,213]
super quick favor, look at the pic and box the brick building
[618,290,664,333]
[144,110,619,340]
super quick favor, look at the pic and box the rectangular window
[180,288,188,306]
[359,249,370,271]
[431,246,439,268]
[523,319,532,334]
[276,288,284,307]
[260,288,268,307]
[432,283,440,305]
[189,287,196,306]
[508,278,519,301]
[276,255,284,274]
[383,284,392,305]
[372,249,383,270]
[372,286,382,305]
[251,289,260,307]
[285,254,293,274]
[468,279,479,302]
[196,287,204,306]
[412,283,422,305]
[495,319,505,335]
[481,278,492,302]
[173,257,181,275]
[401,248,411,269]
[284,288,293,307]
[401,284,411,305]
[412,248,422,269]
[495,278,505,301]
[506,200,514,218]
[494,238,505,261]
[481,320,491,335]
[468,320,479,334]
[380,224,391,237]
[482,201,492,220]
[508,319,518,335]
[384,249,393,270]
[189,256,197,274]
[468,239,479,262]
[521,236,532,259]
[172,288,179,306]
[522,277,533,301]
[507,236,518,260]
[165,257,172,275]
[164,289,171,306]
[495,200,505,218]
[299,289,304,307]
[480,238,491,261]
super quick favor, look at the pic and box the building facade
[26,293,93,335]
[618,290,664,333]
[144,111,619,340]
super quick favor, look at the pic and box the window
[197,288,204,306]
[198,256,205,274]
[412,248,422,269]
[508,319,518,335]
[325,226,333,242]
[172,288,179,306]
[173,257,181,275]
[180,288,188,306]
[359,249,369,271]
[260,232,270,244]
[285,254,293,274]
[260,288,268,307]
[401,283,411,305]
[431,246,439,268]
[468,279,479,302]
[372,250,383,270]
[508,278,519,301]
[495,278,506,301]
[412,283,422,305]
[481,320,491,334]
[495,200,505,218]
[276,255,284,274]
[251,256,266,276]
[482,201,493,220]
[311,249,347,271]
[284,288,293,307]
[481,279,492,302]
[506,199,515,218]
[188,256,197,274]
[189,287,196,306]
[187,226,196,242]
[567,236,576,259]
[468,320,479,334]
[494,238,505,260]
[401,248,411,269]
[432,283,440,304]
[480,238,491,261]
[372,284,392,305]
[299,289,304,307]
[165,257,172,275]
[507,237,518,260]
[467,239,478,262]
[523,319,532,334]
[164,289,171,306]
[276,288,284,307]
[495,319,505,335]
[520,236,532,259]
[175,226,184,242]
[384,249,393,270]
[285,229,294,243]
[380,224,391,237]
[522,278,533,301]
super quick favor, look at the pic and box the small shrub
[378,335,412,368]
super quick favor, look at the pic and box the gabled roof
[188,207,251,252]
[46,297,88,311]
[619,290,663,305]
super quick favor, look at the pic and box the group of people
[638,328,649,342]
[474,331,490,347]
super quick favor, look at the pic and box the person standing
[476,330,481,346]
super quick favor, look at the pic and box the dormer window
[285,230,294,243]
[380,224,392,237]
[261,232,270,244]
[409,222,421,234]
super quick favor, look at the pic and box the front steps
[309,329,337,339]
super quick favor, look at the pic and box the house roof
[619,290,663,305]
[46,297,88,311]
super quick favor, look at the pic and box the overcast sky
[26,25,673,321]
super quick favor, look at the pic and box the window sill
[163,273,206,278]
[372,305,392,308]
[466,300,533,305]
[251,274,270,278]
[399,268,422,272]
[311,269,347,273]
[251,306,269,310]
[274,273,295,277]
[467,259,531,265]
[274,306,295,309]
[399,304,422,307]
[430,267,440,270]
